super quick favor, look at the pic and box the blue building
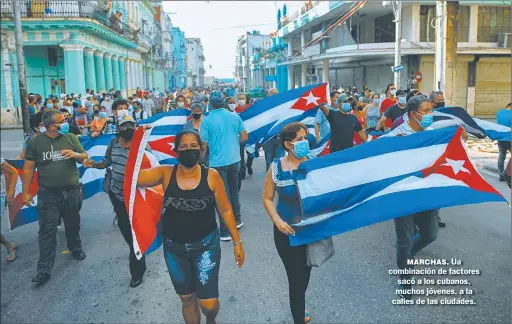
[171,27,186,89]
[0,0,169,116]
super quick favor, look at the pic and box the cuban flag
[139,109,190,165]
[290,126,507,246]
[124,127,164,259]
[432,106,511,141]
[240,83,329,145]
[7,110,188,230]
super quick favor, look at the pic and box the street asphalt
[0,129,511,324]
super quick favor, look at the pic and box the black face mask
[118,128,135,140]
[177,149,201,168]
[192,113,202,120]
[436,101,445,108]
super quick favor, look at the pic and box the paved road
[0,131,511,323]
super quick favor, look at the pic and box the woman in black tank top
[137,130,245,324]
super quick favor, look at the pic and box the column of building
[118,56,127,97]
[111,54,120,91]
[61,43,86,95]
[83,48,97,93]
[103,53,113,92]
[94,50,106,93]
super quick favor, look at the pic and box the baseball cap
[209,90,225,105]
[73,93,80,99]
[60,93,67,99]
[117,112,136,126]
[336,94,349,105]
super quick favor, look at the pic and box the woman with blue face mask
[364,94,381,131]
[89,106,109,138]
[263,122,314,324]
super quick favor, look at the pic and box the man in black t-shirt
[376,90,407,131]
[320,94,367,152]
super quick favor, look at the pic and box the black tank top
[161,165,217,243]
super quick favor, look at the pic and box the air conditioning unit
[497,33,511,48]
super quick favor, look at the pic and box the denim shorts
[163,229,221,299]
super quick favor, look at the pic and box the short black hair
[397,89,407,97]
[280,122,308,150]
[72,101,80,108]
[29,111,44,130]
[407,95,430,114]
[176,95,186,101]
[174,130,202,152]
[113,99,128,111]
[406,89,421,102]
[330,91,340,99]
[59,108,70,114]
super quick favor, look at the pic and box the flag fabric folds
[239,83,329,145]
[290,126,506,246]
[432,106,511,141]
[124,127,164,259]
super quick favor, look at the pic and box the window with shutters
[478,6,511,42]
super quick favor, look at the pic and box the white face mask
[177,101,185,108]
[238,100,246,106]
[228,103,236,111]
[39,126,46,133]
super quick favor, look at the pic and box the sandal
[305,310,311,323]
[7,243,17,262]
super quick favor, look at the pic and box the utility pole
[13,1,30,136]
[434,1,446,91]
[444,1,459,105]
[393,1,402,88]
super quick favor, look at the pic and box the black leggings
[274,226,312,324]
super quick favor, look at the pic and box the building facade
[235,31,268,92]
[186,38,205,88]
[171,26,186,89]
[0,0,174,122]
[274,1,511,116]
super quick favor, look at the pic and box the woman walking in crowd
[83,115,147,288]
[183,103,204,133]
[263,122,314,324]
[88,105,110,137]
[1,158,18,262]
[234,93,251,113]
[364,94,381,131]
[131,101,149,123]
[136,130,244,324]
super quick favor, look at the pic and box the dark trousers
[213,162,241,236]
[394,209,439,279]
[274,226,311,324]
[498,141,511,176]
[245,144,261,171]
[239,145,246,190]
[36,185,83,274]
[109,194,146,279]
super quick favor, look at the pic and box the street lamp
[383,1,402,89]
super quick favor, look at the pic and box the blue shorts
[163,229,221,299]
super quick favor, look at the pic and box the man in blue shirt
[200,90,248,241]
[496,102,511,181]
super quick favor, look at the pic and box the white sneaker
[236,221,244,229]
[220,235,232,242]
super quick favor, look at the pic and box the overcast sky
[163,1,298,78]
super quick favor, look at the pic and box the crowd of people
[1,82,510,324]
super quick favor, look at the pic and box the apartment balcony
[0,0,142,44]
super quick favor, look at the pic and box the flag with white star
[288,126,508,246]
[240,83,329,145]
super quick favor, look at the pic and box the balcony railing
[0,1,141,44]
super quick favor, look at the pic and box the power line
[210,22,276,31]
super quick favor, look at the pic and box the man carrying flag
[381,95,438,299]
[319,94,367,152]
[23,109,89,287]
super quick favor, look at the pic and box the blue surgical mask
[99,111,107,118]
[373,98,380,105]
[398,96,407,105]
[390,89,397,96]
[341,103,351,112]
[416,113,434,128]
[291,140,310,159]
[57,122,70,135]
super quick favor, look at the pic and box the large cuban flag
[7,110,188,230]
[240,83,329,145]
[124,127,164,259]
[432,106,511,141]
[289,126,507,246]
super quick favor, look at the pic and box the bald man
[267,88,278,96]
